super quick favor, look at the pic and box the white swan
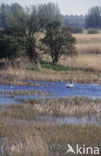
[66,82,74,88]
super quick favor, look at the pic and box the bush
[71,27,84,34]
[87,29,99,34]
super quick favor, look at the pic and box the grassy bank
[0,65,101,85]
[27,62,78,71]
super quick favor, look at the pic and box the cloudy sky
[0,0,101,15]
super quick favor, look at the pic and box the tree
[85,6,101,28]
[0,3,64,63]
[0,3,27,28]
[25,6,43,63]
[0,4,10,28]
[25,3,64,63]
[41,21,76,64]
[38,3,64,26]
[0,27,26,60]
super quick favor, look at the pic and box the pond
[0,81,101,105]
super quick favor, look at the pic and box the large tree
[85,6,101,28]
[0,3,64,63]
[25,3,64,63]
[41,21,76,64]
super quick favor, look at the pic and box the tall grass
[73,33,101,41]
[0,119,101,156]
[0,120,49,156]
[0,97,100,119]
[74,33,101,54]
[60,54,101,72]
[0,63,101,84]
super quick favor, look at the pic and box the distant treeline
[85,6,101,28]
[63,15,85,27]
[64,6,101,29]
[0,3,101,29]
[0,3,85,28]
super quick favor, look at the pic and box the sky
[0,0,101,15]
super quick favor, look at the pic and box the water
[42,114,101,126]
[0,81,101,105]
[13,114,100,126]
[0,81,101,125]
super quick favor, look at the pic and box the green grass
[41,62,77,71]
[27,62,78,71]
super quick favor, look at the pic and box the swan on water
[66,81,74,88]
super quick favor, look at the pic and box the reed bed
[2,89,48,97]
[74,33,101,54]
[0,65,101,84]
[0,97,100,119]
[77,44,101,54]
[60,54,101,72]
[0,119,101,156]
[0,120,49,156]
[73,33,101,41]
[28,97,100,117]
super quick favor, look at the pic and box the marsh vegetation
[0,2,101,156]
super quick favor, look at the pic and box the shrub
[87,29,99,34]
[71,27,84,34]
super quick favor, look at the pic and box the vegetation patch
[0,120,100,156]
[1,97,100,120]
[28,62,77,71]
[41,62,77,71]
[2,90,48,97]
[28,97,100,117]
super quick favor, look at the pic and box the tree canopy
[41,21,76,64]
[0,3,63,29]
[0,27,26,60]
[85,6,101,28]
[0,2,76,64]
[0,3,27,28]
